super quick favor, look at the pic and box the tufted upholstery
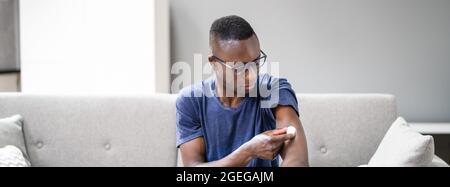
[0,94,178,167]
[298,94,397,167]
[0,93,399,167]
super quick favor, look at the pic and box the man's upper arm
[273,105,309,167]
[176,93,203,148]
[179,137,206,167]
[175,90,207,166]
[267,76,308,166]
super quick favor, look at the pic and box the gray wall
[0,0,20,72]
[0,0,20,92]
[170,0,450,122]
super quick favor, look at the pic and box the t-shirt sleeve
[276,78,299,116]
[175,94,203,148]
[259,75,299,116]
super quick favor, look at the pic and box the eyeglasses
[212,50,267,74]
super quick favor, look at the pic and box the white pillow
[429,156,449,167]
[368,117,435,167]
[0,115,29,159]
[0,145,31,167]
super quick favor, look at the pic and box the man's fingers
[269,127,288,136]
[270,133,295,142]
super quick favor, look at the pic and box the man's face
[209,35,261,96]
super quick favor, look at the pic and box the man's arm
[180,128,294,167]
[272,105,309,167]
[180,137,253,167]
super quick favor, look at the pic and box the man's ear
[208,55,215,63]
[208,55,217,70]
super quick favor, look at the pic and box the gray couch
[0,93,446,167]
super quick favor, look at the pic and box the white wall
[20,0,156,94]
[155,0,171,93]
[170,0,450,122]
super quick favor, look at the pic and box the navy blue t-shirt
[175,74,299,167]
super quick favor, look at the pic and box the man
[176,15,308,167]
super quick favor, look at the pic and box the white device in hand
[287,126,297,136]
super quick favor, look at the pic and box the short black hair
[210,15,255,41]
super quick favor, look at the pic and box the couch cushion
[298,94,397,167]
[0,94,178,167]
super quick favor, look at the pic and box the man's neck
[215,79,245,108]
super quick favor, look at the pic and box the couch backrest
[298,94,397,167]
[0,94,178,167]
[0,94,397,167]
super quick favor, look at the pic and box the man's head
[208,15,263,96]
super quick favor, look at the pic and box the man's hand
[180,128,295,167]
[243,128,295,160]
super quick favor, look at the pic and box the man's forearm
[194,144,254,167]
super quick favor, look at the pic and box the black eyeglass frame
[212,50,267,71]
